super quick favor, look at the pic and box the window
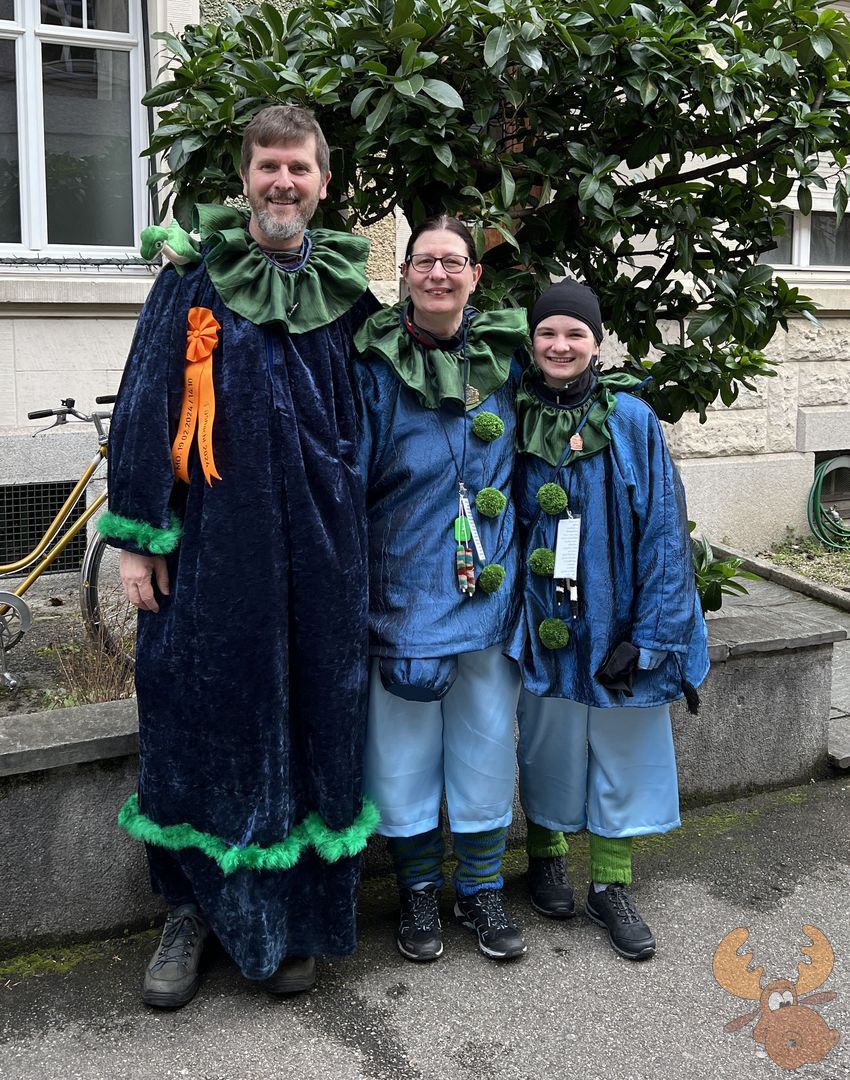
[759,210,850,270]
[0,1,148,261]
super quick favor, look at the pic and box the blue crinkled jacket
[354,305,526,668]
[507,381,709,706]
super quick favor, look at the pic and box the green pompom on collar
[191,204,370,333]
[355,302,527,410]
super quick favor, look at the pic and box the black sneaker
[528,856,576,919]
[142,903,209,1008]
[257,956,317,994]
[585,884,656,961]
[397,885,443,961]
[454,889,527,960]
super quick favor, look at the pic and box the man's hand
[119,550,169,612]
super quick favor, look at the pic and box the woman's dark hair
[404,215,477,264]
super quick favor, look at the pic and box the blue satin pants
[517,691,680,837]
[364,645,521,837]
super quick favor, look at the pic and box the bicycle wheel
[80,534,136,668]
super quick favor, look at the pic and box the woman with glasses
[354,216,528,963]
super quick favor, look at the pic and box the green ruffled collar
[192,204,370,332]
[515,368,646,467]
[354,302,528,410]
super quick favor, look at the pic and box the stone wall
[670,311,850,550]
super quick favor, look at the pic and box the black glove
[594,642,640,695]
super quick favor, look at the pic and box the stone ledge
[706,610,846,661]
[0,698,138,778]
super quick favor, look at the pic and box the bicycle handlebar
[27,409,55,419]
[95,395,117,404]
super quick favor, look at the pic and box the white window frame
[0,0,149,267]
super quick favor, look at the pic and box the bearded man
[100,106,380,1007]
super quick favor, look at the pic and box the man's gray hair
[241,105,330,175]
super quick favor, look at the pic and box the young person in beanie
[354,216,528,963]
[507,279,709,960]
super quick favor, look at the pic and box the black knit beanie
[530,279,604,343]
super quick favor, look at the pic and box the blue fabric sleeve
[628,409,698,654]
[102,266,197,555]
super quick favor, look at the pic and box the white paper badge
[554,516,581,580]
[460,495,487,563]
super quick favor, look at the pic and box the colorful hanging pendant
[570,432,584,452]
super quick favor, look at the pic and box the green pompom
[471,411,505,442]
[539,618,570,650]
[475,487,507,517]
[477,563,506,594]
[529,548,556,576]
[537,483,568,515]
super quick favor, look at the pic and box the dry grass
[758,532,850,592]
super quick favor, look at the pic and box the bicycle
[0,396,135,690]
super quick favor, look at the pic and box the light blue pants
[517,691,680,838]
[364,645,521,837]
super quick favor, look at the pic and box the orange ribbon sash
[171,307,222,485]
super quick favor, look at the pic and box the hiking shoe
[142,903,209,1008]
[258,956,317,994]
[454,889,526,960]
[528,856,576,919]
[585,884,656,961]
[397,885,443,961]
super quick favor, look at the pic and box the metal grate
[0,482,87,573]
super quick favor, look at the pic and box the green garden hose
[807,455,850,550]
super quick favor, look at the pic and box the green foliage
[475,486,507,517]
[471,411,506,442]
[144,0,850,420]
[539,617,570,649]
[529,547,556,576]
[477,562,507,593]
[536,482,568,515]
[689,522,759,612]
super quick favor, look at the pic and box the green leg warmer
[589,833,633,885]
[526,818,569,859]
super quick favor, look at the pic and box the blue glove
[637,647,668,671]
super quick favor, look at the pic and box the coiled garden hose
[807,455,850,550]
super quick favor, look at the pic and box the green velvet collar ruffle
[516,368,646,467]
[192,204,370,332]
[355,302,528,410]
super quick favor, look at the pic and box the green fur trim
[117,794,380,875]
[475,487,507,517]
[471,411,505,442]
[477,563,506,594]
[539,617,570,649]
[529,547,556,576]
[536,483,568,515]
[97,511,182,555]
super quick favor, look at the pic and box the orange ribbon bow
[171,307,222,485]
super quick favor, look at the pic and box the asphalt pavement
[2,775,850,1080]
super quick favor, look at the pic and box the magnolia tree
[144,0,850,421]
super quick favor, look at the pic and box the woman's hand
[119,549,169,612]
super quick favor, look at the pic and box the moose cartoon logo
[712,924,840,1070]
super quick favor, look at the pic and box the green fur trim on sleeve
[97,511,182,555]
[117,793,381,875]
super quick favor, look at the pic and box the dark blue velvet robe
[106,259,379,978]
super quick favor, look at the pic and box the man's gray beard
[253,201,314,243]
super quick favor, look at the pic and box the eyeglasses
[405,254,472,274]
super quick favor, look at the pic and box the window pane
[810,211,850,266]
[41,1,83,27]
[758,211,793,266]
[0,2,14,21]
[0,38,20,243]
[42,45,133,246]
[87,0,129,32]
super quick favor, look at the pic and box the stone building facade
[1,0,849,554]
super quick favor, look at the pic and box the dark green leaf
[484,26,511,68]
[365,90,394,134]
[422,79,463,109]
